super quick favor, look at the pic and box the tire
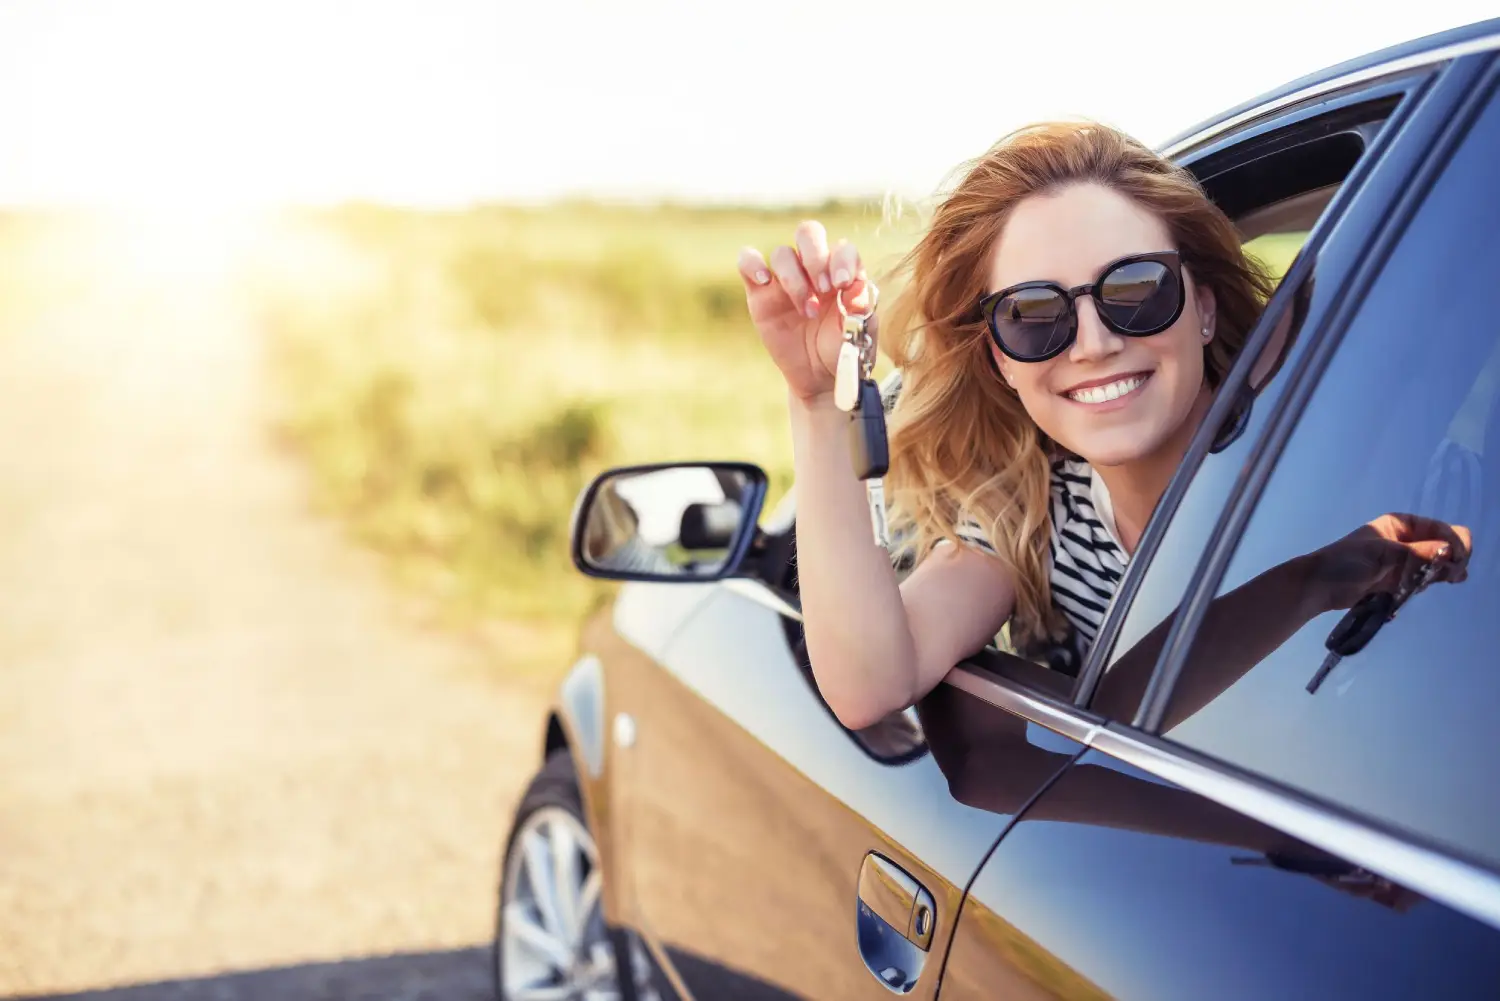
[494,750,633,1001]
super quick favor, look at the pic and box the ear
[1193,273,1218,343]
[991,342,1016,387]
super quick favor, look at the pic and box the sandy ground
[0,268,549,998]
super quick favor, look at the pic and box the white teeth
[1067,375,1147,404]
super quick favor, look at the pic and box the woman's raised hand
[738,220,878,404]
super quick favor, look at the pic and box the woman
[736,121,1468,730]
[581,479,678,576]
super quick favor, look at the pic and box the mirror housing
[569,462,769,583]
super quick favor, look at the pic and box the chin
[1052,422,1173,468]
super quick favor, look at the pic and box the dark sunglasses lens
[1098,259,1180,333]
[991,287,1073,359]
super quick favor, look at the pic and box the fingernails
[834,269,851,287]
[805,298,820,319]
[817,275,831,294]
[753,270,770,285]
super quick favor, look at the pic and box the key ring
[840,281,880,376]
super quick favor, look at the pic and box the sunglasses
[973,250,1186,363]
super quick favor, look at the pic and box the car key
[835,284,879,414]
[851,377,890,548]
[1307,545,1451,694]
[840,306,890,548]
[834,313,864,413]
[1306,591,1392,694]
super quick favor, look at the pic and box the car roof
[1159,17,1500,157]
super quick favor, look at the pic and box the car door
[603,480,1085,1001]
[937,42,1500,1000]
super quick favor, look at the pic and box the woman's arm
[791,393,1018,729]
[739,222,1020,729]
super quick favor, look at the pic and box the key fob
[1325,590,1395,656]
[849,379,889,480]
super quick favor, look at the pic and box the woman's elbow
[820,683,914,732]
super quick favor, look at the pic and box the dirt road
[0,266,548,998]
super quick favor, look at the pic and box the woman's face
[987,182,1216,468]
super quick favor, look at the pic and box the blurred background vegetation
[240,204,1298,667]
[0,203,1296,677]
[243,200,924,656]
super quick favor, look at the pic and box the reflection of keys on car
[1307,545,1451,694]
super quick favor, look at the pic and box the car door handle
[856,853,936,992]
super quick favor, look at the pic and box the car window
[1155,82,1500,868]
[1087,102,1400,720]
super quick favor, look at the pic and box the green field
[249,201,923,649]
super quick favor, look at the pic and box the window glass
[1090,110,1394,720]
[1158,85,1500,866]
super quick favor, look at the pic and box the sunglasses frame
[975,250,1187,363]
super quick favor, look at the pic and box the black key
[849,378,889,480]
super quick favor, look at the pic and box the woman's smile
[1059,369,1154,409]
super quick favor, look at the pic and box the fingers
[795,220,833,297]
[1374,513,1473,583]
[828,238,864,291]
[740,223,868,323]
[736,246,773,290]
[769,244,818,319]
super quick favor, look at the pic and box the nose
[1068,298,1124,362]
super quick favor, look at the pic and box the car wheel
[495,750,628,1001]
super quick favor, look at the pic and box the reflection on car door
[941,747,1500,1001]
[608,577,1079,1000]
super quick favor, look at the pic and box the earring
[1202,323,1212,340]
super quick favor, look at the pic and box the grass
[248,201,923,652]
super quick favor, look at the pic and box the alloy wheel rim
[500,805,618,1001]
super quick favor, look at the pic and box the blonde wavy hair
[881,121,1275,650]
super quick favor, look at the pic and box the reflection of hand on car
[1099,512,1472,727]
[1301,512,1471,615]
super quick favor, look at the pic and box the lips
[1062,371,1152,405]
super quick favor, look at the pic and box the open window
[1188,91,1400,282]
[1076,77,1437,721]
[962,81,1426,712]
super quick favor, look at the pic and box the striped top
[594,534,678,576]
[956,458,1129,673]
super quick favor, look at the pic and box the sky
[0,0,1495,209]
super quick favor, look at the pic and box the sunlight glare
[101,202,276,286]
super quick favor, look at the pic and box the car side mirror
[569,462,769,582]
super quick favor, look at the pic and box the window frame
[1133,53,1500,734]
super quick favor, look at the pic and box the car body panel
[941,749,1500,1001]
[605,583,1081,999]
